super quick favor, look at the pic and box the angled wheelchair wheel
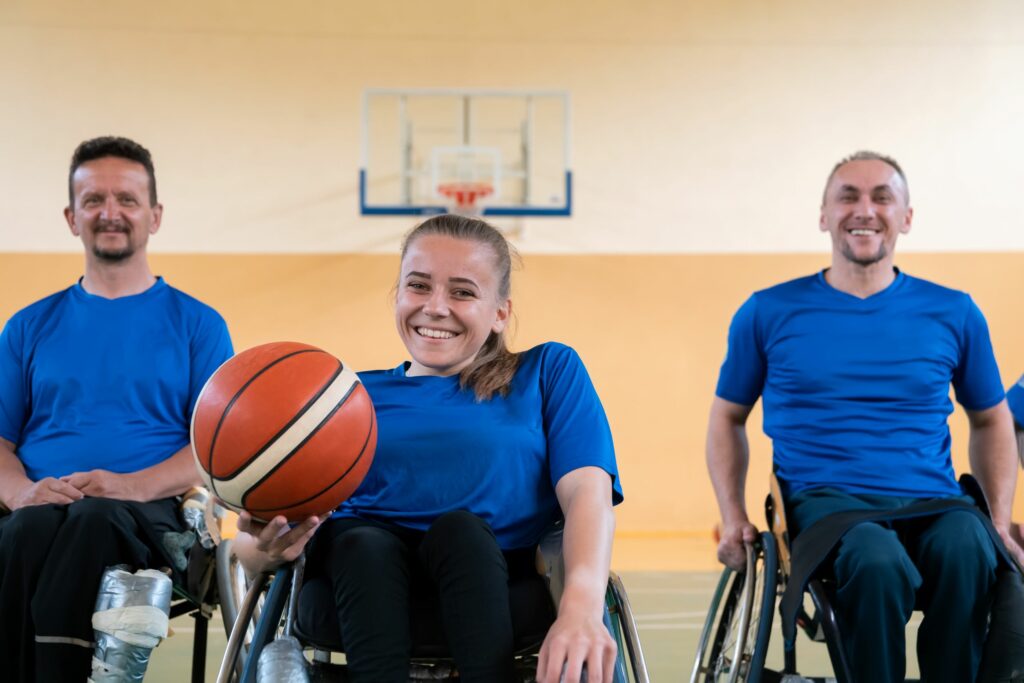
[215,538,269,683]
[604,572,651,682]
[690,532,778,683]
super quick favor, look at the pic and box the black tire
[690,532,778,683]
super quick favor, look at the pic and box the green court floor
[147,571,920,681]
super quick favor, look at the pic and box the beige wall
[4,251,1023,539]
[3,1,1024,253]
[5,2,1024,566]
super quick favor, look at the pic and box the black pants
[0,497,182,682]
[307,511,536,683]
[788,489,998,683]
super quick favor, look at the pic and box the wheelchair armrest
[536,520,566,606]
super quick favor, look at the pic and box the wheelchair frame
[214,529,651,683]
[169,574,217,683]
[688,476,878,683]
[690,472,1019,683]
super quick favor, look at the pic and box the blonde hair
[400,214,520,400]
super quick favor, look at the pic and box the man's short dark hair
[822,150,909,206]
[68,136,158,207]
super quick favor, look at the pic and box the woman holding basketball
[235,214,622,683]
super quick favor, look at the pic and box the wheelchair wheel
[690,532,778,683]
[216,539,266,683]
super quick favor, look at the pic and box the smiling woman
[232,214,625,683]
[396,218,515,394]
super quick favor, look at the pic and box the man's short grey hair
[822,150,909,206]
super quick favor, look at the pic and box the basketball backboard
[360,89,572,217]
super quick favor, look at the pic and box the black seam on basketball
[242,390,375,513]
[207,348,326,473]
[237,378,357,500]
[238,381,357,509]
[215,353,340,479]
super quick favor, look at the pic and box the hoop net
[437,181,494,216]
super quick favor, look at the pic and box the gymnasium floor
[146,536,927,682]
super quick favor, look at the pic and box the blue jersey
[1008,375,1024,427]
[716,270,1004,498]
[336,342,623,550]
[0,278,233,480]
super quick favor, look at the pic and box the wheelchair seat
[292,571,556,657]
[217,524,651,683]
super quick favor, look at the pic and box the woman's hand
[536,604,616,683]
[235,511,321,575]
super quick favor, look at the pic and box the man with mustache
[0,136,233,681]
[707,151,1024,682]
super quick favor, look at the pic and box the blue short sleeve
[715,295,765,406]
[188,310,233,413]
[1008,376,1024,427]
[540,344,623,504]
[952,297,1005,411]
[0,318,26,444]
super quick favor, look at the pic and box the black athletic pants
[307,511,536,683]
[0,497,182,682]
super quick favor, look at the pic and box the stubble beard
[840,241,887,267]
[837,216,890,267]
[92,244,135,262]
[91,223,135,262]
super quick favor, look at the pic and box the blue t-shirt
[0,278,233,480]
[336,342,623,550]
[716,270,1004,498]
[1008,375,1024,428]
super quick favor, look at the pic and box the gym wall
[3,2,1024,564]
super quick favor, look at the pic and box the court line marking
[635,611,709,620]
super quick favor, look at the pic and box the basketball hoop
[437,181,494,216]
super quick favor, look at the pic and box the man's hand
[993,521,1024,570]
[7,477,84,510]
[61,469,143,501]
[536,605,617,683]
[236,511,321,575]
[717,519,758,571]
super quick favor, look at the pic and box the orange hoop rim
[437,181,494,211]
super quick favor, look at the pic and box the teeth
[417,327,455,339]
[850,229,876,236]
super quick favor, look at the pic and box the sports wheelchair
[690,474,1024,683]
[214,521,650,683]
[167,538,221,682]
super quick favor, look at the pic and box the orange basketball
[191,342,376,522]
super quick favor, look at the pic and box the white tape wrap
[89,566,173,683]
[92,605,169,648]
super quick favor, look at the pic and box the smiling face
[820,159,912,269]
[396,234,511,377]
[64,156,162,263]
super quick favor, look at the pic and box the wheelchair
[163,487,240,683]
[168,537,221,683]
[690,474,1022,683]
[213,521,650,683]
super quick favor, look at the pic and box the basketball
[191,341,376,522]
